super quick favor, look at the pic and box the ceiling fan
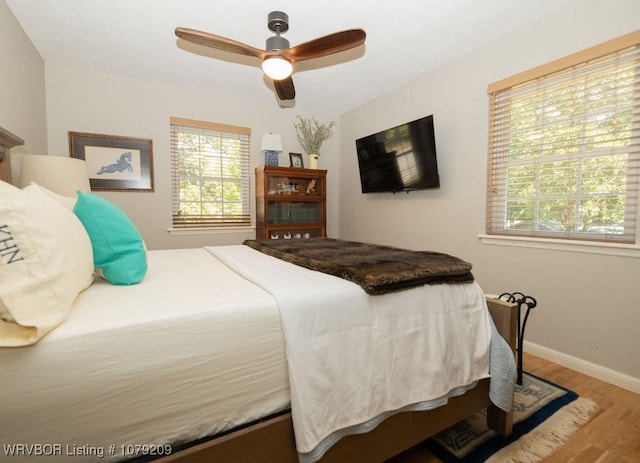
[175,11,366,101]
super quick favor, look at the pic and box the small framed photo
[69,131,154,192]
[289,152,304,168]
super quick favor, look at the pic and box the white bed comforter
[0,248,290,463]
[209,245,505,462]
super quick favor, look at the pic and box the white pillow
[24,181,77,210]
[0,181,94,346]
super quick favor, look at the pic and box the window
[170,117,251,228]
[487,31,640,243]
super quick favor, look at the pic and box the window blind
[487,31,640,243]
[170,117,251,228]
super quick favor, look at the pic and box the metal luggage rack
[498,292,537,385]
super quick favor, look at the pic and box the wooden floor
[387,353,640,463]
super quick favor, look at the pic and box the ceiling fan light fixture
[262,56,293,80]
[176,10,366,101]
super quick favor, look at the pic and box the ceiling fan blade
[274,77,296,101]
[282,29,366,63]
[175,27,266,59]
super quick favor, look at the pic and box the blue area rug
[423,372,597,463]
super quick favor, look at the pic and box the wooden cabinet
[0,127,24,184]
[0,149,10,184]
[255,166,327,240]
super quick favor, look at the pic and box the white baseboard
[523,341,640,395]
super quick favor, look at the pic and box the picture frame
[69,131,154,192]
[289,152,304,169]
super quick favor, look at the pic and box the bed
[1,178,516,463]
[1,245,516,463]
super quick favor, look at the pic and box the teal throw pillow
[73,191,147,285]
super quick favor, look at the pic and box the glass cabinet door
[266,174,323,197]
[267,202,321,224]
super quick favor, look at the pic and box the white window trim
[167,225,255,236]
[478,233,640,258]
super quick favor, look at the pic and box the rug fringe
[486,397,597,463]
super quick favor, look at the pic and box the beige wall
[5,0,638,387]
[0,0,47,178]
[43,63,340,249]
[339,0,640,383]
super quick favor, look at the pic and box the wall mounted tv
[355,115,440,193]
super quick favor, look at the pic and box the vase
[308,153,319,169]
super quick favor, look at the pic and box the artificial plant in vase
[293,116,336,169]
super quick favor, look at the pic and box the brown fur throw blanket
[242,238,474,295]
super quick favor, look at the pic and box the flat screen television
[355,115,440,193]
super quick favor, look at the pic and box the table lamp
[19,154,91,197]
[261,133,283,166]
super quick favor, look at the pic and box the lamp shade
[260,133,283,153]
[19,154,91,197]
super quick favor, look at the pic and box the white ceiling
[6,0,573,115]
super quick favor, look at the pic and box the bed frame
[158,297,517,463]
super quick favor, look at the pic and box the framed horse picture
[69,132,154,192]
